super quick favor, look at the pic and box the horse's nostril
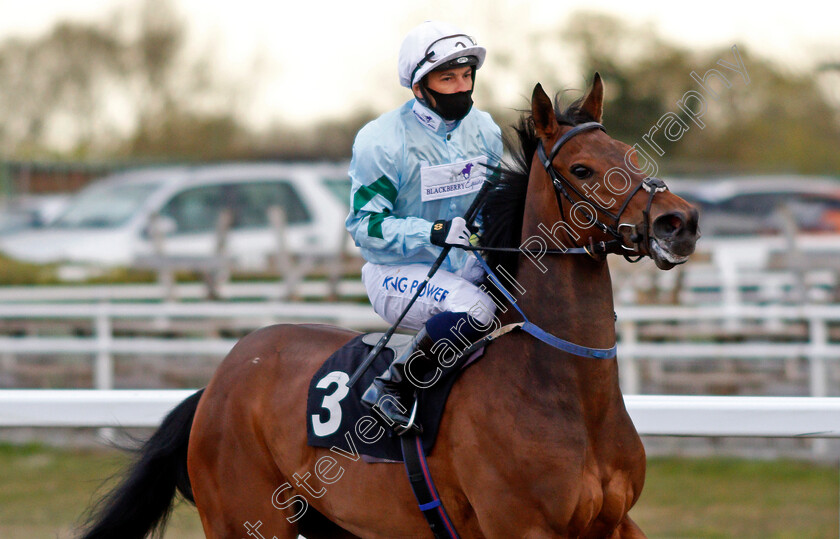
[687,207,700,235]
[653,212,684,239]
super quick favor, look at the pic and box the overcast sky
[2,0,838,127]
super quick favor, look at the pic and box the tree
[0,22,125,157]
[0,0,254,161]
[560,11,840,175]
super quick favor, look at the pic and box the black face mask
[423,87,474,121]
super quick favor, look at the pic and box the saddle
[306,332,482,462]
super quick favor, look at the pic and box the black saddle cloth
[306,333,476,462]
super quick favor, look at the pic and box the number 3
[311,371,350,437]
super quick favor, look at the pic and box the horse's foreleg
[610,516,647,539]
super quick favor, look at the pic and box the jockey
[345,21,503,433]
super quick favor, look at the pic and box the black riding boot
[361,328,437,435]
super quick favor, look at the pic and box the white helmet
[398,21,486,88]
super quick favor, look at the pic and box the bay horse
[80,74,699,538]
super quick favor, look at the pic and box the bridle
[457,122,677,362]
[536,121,669,262]
[461,121,670,260]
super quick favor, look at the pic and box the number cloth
[306,333,482,461]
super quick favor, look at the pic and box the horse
[80,73,699,539]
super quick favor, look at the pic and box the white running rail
[2,390,840,438]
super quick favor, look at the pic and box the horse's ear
[580,72,604,123]
[531,83,559,140]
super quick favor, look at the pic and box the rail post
[619,318,640,394]
[94,303,113,391]
[269,206,301,300]
[809,313,830,456]
[94,303,115,442]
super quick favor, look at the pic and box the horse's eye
[570,164,592,180]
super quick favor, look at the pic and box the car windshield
[52,181,161,228]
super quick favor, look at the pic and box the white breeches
[361,258,498,331]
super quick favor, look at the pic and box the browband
[538,121,606,168]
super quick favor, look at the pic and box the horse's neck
[508,154,617,349]
[510,253,616,350]
[488,156,621,410]
[488,254,621,423]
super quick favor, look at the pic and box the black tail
[79,389,204,539]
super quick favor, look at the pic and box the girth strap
[401,434,460,539]
[397,322,523,539]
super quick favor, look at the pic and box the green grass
[0,442,203,538]
[0,253,157,286]
[0,443,836,538]
[0,254,61,285]
[0,252,360,287]
[632,457,838,538]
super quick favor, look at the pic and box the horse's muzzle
[649,207,700,269]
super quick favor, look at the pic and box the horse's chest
[568,467,634,537]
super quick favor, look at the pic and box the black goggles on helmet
[411,33,477,84]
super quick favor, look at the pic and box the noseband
[536,121,668,261]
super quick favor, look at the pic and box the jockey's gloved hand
[430,217,477,247]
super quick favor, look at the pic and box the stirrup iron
[393,398,421,436]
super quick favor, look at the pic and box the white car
[0,162,353,270]
[668,175,840,236]
[0,194,70,233]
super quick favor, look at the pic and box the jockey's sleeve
[345,136,438,260]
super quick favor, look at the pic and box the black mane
[480,95,595,276]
